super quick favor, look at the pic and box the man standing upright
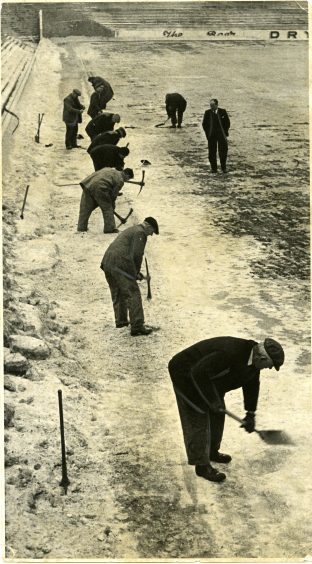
[165,93,187,128]
[63,89,85,150]
[168,336,284,483]
[202,98,230,173]
[77,167,133,234]
[101,218,159,336]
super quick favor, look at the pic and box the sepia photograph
[1,0,311,561]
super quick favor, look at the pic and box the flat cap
[144,216,159,235]
[264,338,285,371]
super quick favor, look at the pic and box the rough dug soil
[3,37,311,561]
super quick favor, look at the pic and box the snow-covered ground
[3,36,311,560]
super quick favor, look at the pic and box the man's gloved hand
[240,412,256,433]
[136,272,144,281]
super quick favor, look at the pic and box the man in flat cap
[62,89,85,150]
[87,81,115,119]
[89,144,130,171]
[85,112,121,141]
[77,167,134,234]
[87,127,127,154]
[101,218,159,336]
[168,336,284,483]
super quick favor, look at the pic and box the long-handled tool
[155,117,170,128]
[126,170,145,196]
[35,113,44,143]
[145,258,152,300]
[58,390,70,494]
[3,107,20,134]
[223,408,294,446]
[20,184,30,219]
[114,207,133,227]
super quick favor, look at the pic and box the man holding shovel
[101,218,159,336]
[168,336,284,483]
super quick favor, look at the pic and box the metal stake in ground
[20,185,30,219]
[58,390,70,494]
[35,113,44,143]
[145,257,152,300]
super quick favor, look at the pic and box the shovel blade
[257,430,295,446]
[35,135,39,143]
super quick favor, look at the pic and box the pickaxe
[35,113,44,143]
[126,170,145,196]
[114,207,133,227]
[58,390,70,495]
[20,185,30,219]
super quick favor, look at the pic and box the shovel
[223,408,294,446]
[155,117,170,128]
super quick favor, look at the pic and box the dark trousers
[175,392,225,465]
[65,124,78,148]
[77,188,116,233]
[167,108,184,127]
[104,270,144,330]
[208,135,228,171]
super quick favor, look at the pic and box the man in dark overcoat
[62,89,85,149]
[87,127,126,154]
[165,93,187,128]
[85,112,121,140]
[87,81,114,119]
[77,167,133,234]
[101,218,159,336]
[168,336,284,482]
[88,75,114,99]
[202,98,230,173]
[89,145,129,171]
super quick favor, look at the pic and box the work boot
[195,464,226,482]
[104,228,119,234]
[116,322,129,328]
[131,325,154,337]
[169,125,176,128]
[177,124,182,128]
[210,451,232,464]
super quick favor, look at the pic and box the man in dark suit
[202,98,230,173]
[62,89,85,150]
[168,336,284,483]
[165,93,187,128]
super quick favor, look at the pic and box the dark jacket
[202,108,230,139]
[101,224,147,279]
[89,144,125,171]
[80,168,124,204]
[168,337,259,413]
[165,93,187,114]
[87,131,121,154]
[87,91,108,119]
[63,93,84,124]
[88,76,114,100]
[85,113,115,140]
